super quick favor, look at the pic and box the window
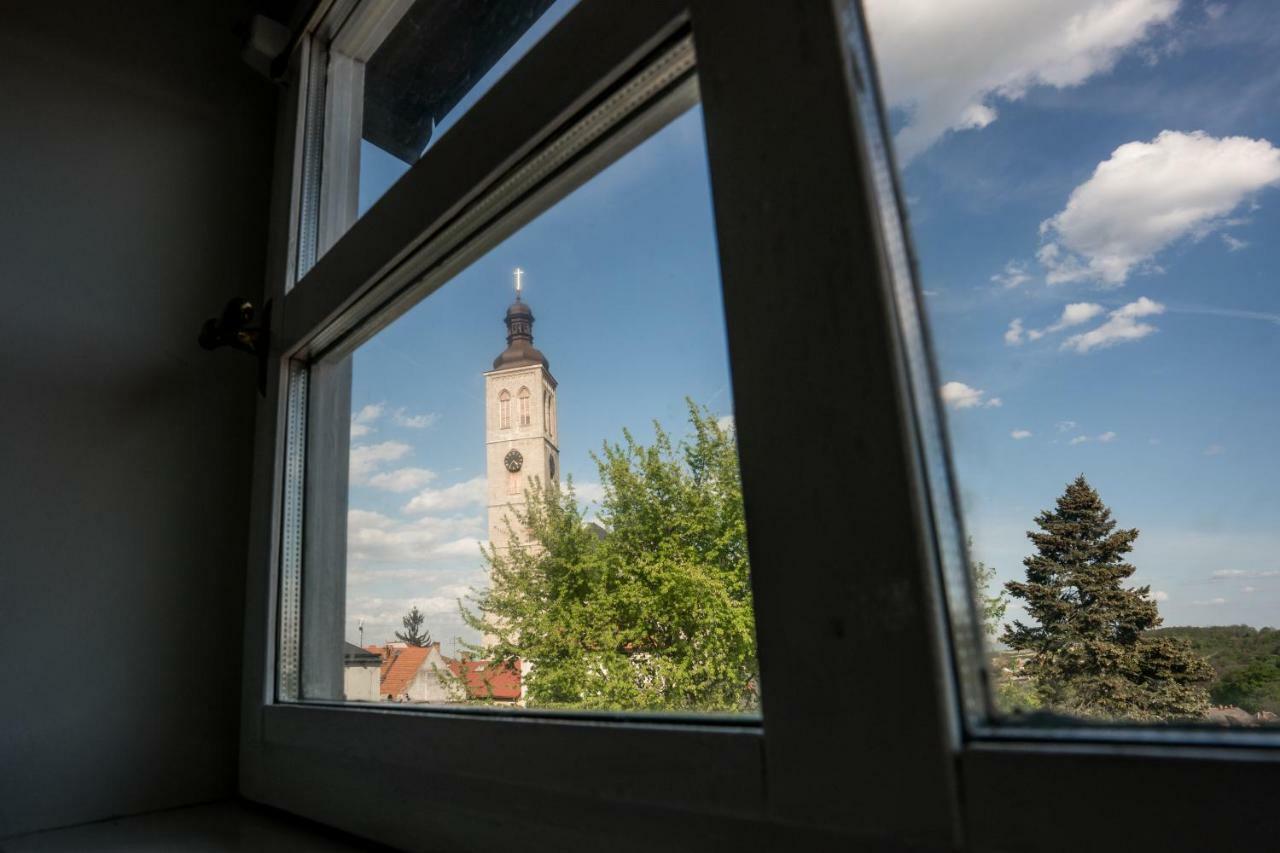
[298,100,758,716]
[498,389,511,429]
[517,386,531,427]
[301,0,581,265]
[864,0,1280,733]
[242,2,1278,849]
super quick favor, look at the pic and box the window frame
[239,1,1280,849]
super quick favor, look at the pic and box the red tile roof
[447,658,521,701]
[379,645,433,698]
[370,642,522,702]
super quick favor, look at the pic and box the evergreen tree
[461,402,758,712]
[395,605,433,647]
[1002,476,1213,721]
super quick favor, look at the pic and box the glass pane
[307,104,760,714]
[864,0,1280,728]
[358,0,579,218]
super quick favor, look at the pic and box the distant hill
[1151,626,1280,714]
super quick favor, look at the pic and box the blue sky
[342,0,1280,649]
[866,0,1280,631]
[344,105,728,650]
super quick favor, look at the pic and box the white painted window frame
[240,1,1280,850]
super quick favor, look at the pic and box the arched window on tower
[498,390,511,429]
[518,387,531,427]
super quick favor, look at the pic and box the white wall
[0,1,277,838]
[343,664,381,703]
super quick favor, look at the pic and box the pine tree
[395,605,433,647]
[1002,475,1212,721]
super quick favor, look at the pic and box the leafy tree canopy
[968,537,1007,638]
[461,402,758,712]
[1002,475,1213,721]
[1154,626,1280,714]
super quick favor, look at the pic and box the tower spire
[492,268,548,370]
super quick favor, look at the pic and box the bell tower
[484,269,559,552]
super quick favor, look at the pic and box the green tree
[395,605,433,647]
[968,538,1007,637]
[1002,476,1213,721]
[461,402,758,711]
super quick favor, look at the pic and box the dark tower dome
[493,294,549,370]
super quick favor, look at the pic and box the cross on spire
[514,267,524,299]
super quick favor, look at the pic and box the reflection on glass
[864,0,1280,727]
[330,106,760,713]
[358,0,579,216]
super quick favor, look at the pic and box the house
[445,657,523,703]
[367,643,521,704]
[342,643,382,702]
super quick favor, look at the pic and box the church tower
[484,269,559,552]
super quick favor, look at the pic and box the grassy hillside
[1152,626,1280,714]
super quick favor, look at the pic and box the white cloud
[403,476,488,514]
[1204,443,1226,456]
[941,381,983,409]
[1056,420,1077,432]
[1242,586,1258,594]
[432,537,485,558]
[716,414,736,433]
[353,403,384,424]
[350,403,385,439]
[1051,302,1106,330]
[1222,233,1249,252]
[1192,597,1228,606]
[1211,569,1279,580]
[1039,131,1280,284]
[1013,302,1107,345]
[1011,430,1033,440]
[864,0,1178,161]
[1070,431,1116,444]
[1150,590,1169,602]
[940,381,1002,410]
[350,441,412,483]
[992,260,1032,289]
[393,408,440,429]
[1061,297,1165,353]
[572,481,607,505]
[365,467,437,493]
[347,508,484,563]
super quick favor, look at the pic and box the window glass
[865,0,1280,727]
[358,0,580,217]
[308,105,761,714]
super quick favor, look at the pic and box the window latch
[198,297,272,396]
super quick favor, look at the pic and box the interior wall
[0,2,277,837]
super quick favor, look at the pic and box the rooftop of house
[362,642,521,702]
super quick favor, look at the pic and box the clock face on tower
[504,449,524,472]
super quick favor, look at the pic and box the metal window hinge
[198,298,272,396]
